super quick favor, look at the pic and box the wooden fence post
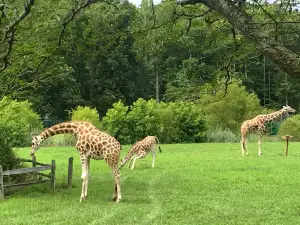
[32,155,37,180]
[0,166,4,200]
[282,135,293,156]
[50,160,56,190]
[68,157,73,188]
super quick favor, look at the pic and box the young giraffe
[30,121,122,203]
[119,136,161,170]
[241,105,295,156]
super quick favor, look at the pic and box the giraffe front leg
[127,156,134,168]
[79,154,89,202]
[84,157,90,200]
[131,154,145,170]
[241,135,248,156]
[258,135,262,156]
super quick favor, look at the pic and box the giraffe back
[75,122,121,160]
[130,136,157,155]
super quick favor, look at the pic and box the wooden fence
[0,156,56,200]
[0,156,74,200]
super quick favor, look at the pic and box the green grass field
[1,142,300,225]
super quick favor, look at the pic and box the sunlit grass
[1,142,300,225]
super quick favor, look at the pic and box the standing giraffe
[30,121,122,203]
[240,106,295,156]
[119,136,161,170]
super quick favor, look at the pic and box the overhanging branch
[179,0,300,77]
[58,0,94,47]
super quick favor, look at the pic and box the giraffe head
[119,159,126,169]
[282,105,296,114]
[30,135,43,156]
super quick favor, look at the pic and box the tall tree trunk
[180,0,300,77]
[155,69,160,103]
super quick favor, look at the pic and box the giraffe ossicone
[31,121,122,203]
[119,136,161,170]
[240,105,295,156]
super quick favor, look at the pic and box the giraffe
[240,105,296,156]
[30,121,122,203]
[119,136,161,170]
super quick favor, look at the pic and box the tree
[179,0,300,77]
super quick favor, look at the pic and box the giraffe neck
[263,109,285,123]
[40,122,79,141]
[123,146,137,162]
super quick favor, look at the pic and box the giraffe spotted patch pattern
[119,136,161,170]
[30,121,122,203]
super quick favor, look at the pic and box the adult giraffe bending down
[30,121,122,203]
[240,106,295,156]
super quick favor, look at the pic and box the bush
[278,115,300,141]
[0,97,43,147]
[205,126,240,143]
[125,99,161,143]
[158,102,206,143]
[201,81,262,132]
[101,100,129,142]
[0,135,20,171]
[101,99,206,144]
[71,106,101,128]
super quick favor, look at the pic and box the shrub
[0,135,20,171]
[205,126,240,143]
[202,81,262,132]
[0,97,43,147]
[101,99,206,144]
[101,101,129,142]
[278,115,300,141]
[125,99,161,143]
[158,102,206,143]
[71,106,101,128]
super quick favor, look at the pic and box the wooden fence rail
[0,156,55,200]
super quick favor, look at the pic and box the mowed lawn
[1,142,300,225]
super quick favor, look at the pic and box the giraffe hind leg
[151,146,156,168]
[105,156,122,203]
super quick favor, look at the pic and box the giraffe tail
[155,136,162,153]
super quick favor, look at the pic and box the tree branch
[58,0,94,47]
[1,0,34,44]
[179,0,300,77]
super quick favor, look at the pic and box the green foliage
[70,106,101,128]
[0,135,20,171]
[125,99,161,143]
[202,82,262,132]
[278,115,300,141]
[205,126,240,143]
[158,101,206,143]
[101,100,129,139]
[0,97,43,147]
[101,98,206,144]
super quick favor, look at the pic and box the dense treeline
[1,0,300,131]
